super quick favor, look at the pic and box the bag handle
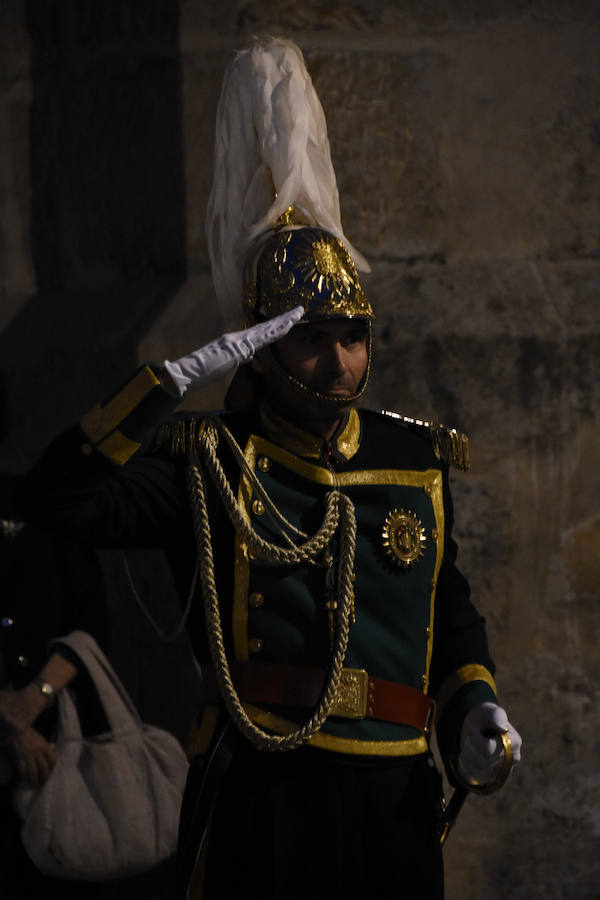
[50,631,143,735]
[54,682,85,742]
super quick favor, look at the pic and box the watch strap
[33,677,55,703]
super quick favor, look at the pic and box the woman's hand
[7,726,57,787]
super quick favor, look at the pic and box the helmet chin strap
[264,331,372,408]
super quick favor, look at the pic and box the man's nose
[326,342,349,375]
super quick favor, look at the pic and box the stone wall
[1,2,599,897]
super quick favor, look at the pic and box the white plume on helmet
[206,36,370,331]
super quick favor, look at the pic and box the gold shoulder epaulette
[151,417,207,458]
[378,409,470,471]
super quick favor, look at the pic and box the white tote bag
[13,630,189,881]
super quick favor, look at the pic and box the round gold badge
[382,509,426,569]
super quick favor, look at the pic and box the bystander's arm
[0,652,78,786]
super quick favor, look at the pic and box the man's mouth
[312,378,357,396]
[313,385,354,397]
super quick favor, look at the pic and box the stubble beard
[262,373,354,435]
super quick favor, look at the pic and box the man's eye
[344,333,365,346]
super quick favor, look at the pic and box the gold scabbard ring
[452,731,514,795]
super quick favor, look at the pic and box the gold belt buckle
[330,667,369,719]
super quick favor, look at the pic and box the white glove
[162,305,304,396]
[458,701,522,786]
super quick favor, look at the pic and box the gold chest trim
[234,434,444,642]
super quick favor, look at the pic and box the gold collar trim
[258,403,361,462]
[335,408,361,460]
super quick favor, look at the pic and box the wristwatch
[33,677,55,703]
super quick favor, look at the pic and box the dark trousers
[184,741,445,899]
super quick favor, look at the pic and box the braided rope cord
[210,416,310,543]
[199,418,338,563]
[186,419,357,750]
[205,418,308,547]
[122,552,198,642]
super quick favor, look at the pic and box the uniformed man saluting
[18,38,521,900]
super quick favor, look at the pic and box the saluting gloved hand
[458,701,522,787]
[162,305,304,396]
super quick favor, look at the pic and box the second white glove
[458,701,522,786]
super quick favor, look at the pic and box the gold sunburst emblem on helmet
[382,509,427,569]
[245,225,374,322]
[311,238,354,295]
[291,233,359,303]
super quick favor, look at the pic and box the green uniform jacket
[20,365,498,776]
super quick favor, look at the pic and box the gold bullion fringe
[155,412,470,471]
[152,418,206,458]
[379,410,470,472]
[430,425,470,472]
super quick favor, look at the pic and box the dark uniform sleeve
[429,466,499,784]
[16,365,187,549]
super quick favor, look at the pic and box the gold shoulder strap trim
[81,366,160,444]
[152,417,207,457]
[378,409,470,471]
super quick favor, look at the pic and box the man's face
[253,317,369,426]
[274,318,369,398]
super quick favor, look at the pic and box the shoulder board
[151,414,214,458]
[377,409,470,471]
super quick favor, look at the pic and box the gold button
[431,579,437,590]
[80,443,93,455]
[249,638,263,653]
[431,529,438,541]
[257,456,270,473]
[252,499,265,516]
[249,592,264,608]
[421,674,428,690]
[425,626,432,639]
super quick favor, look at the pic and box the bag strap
[50,631,143,735]
[55,682,85,742]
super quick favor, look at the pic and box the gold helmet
[244,219,374,327]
